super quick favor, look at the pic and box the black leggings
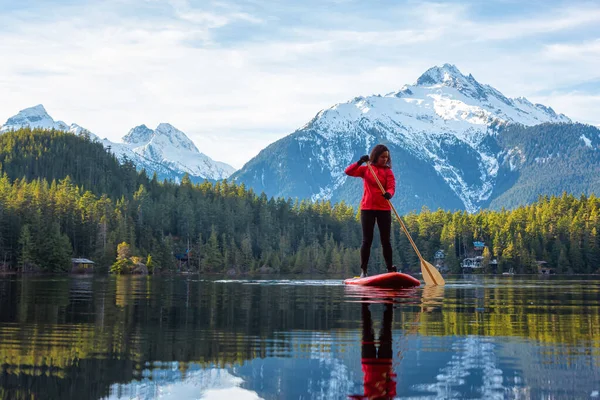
[361,302,393,359]
[361,210,393,271]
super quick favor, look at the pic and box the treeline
[0,128,599,274]
[0,171,361,273]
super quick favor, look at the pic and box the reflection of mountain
[412,336,506,399]
[233,331,358,400]
[499,341,600,399]
[106,366,262,400]
[107,333,360,400]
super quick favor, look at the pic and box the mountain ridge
[0,105,235,181]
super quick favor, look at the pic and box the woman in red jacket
[345,144,396,278]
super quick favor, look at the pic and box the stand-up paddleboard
[344,272,420,288]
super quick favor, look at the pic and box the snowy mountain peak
[416,63,466,86]
[414,63,503,103]
[122,123,199,153]
[154,123,199,153]
[237,63,574,214]
[15,104,49,118]
[1,106,235,180]
[0,104,65,132]
[122,124,154,145]
[118,122,234,179]
[0,104,100,140]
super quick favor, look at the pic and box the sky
[0,0,599,169]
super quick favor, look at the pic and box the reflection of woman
[349,302,397,400]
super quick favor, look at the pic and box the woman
[345,144,396,278]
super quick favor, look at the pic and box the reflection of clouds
[411,336,509,400]
[105,365,262,400]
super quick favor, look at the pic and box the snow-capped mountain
[118,123,235,180]
[0,105,235,181]
[232,64,581,212]
[0,104,100,140]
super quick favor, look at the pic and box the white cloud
[1,1,599,168]
[469,7,600,41]
[543,39,600,60]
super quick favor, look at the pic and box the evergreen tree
[18,224,34,271]
[203,226,223,272]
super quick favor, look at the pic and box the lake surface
[0,275,599,400]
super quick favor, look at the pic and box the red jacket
[349,358,397,399]
[344,162,396,211]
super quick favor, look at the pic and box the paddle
[366,162,445,286]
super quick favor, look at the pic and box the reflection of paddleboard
[344,272,421,288]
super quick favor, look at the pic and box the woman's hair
[369,144,392,167]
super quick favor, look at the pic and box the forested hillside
[0,128,599,274]
[0,128,141,198]
[489,123,600,209]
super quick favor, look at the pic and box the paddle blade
[420,259,446,286]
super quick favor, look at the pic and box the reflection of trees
[0,277,599,399]
[0,277,356,399]
[415,284,600,347]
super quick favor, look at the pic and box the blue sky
[1,0,599,168]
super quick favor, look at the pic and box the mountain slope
[0,128,141,198]
[232,64,572,212]
[0,105,235,182]
[489,123,600,209]
[119,123,235,180]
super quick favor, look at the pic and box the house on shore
[536,261,554,275]
[71,258,95,273]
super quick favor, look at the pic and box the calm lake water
[0,275,599,400]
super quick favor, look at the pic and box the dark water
[0,275,599,400]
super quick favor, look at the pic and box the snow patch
[580,134,592,148]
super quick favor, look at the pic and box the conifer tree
[18,224,34,271]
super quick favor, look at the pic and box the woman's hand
[382,192,392,200]
[357,155,369,165]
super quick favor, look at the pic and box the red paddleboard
[344,272,421,288]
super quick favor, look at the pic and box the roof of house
[71,258,95,264]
